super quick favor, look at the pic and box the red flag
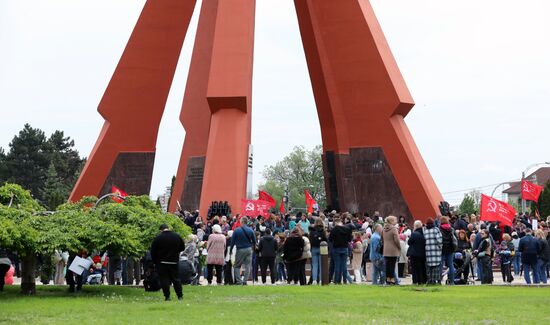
[258,190,276,207]
[521,180,544,202]
[111,186,128,203]
[279,197,285,215]
[480,194,515,227]
[304,190,316,214]
[240,199,271,218]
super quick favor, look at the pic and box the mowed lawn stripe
[1,285,549,324]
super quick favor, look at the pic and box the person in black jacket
[150,224,186,301]
[407,220,426,284]
[309,219,328,284]
[284,228,305,285]
[258,229,277,284]
[329,218,352,284]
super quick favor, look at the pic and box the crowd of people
[2,209,550,298]
[176,210,550,288]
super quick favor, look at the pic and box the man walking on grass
[151,224,185,301]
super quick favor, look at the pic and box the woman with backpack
[439,216,457,285]
[284,228,305,285]
[309,218,327,284]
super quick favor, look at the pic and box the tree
[167,175,176,209]
[0,183,191,295]
[0,125,85,205]
[538,181,550,219]
[40,163,67,211]
[45,130,85,191]
[0,147,7,181]
[2,124,49,199]
[260,145,325,210]
[458,193,477,215]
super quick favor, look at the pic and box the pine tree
[167,175,176,209]
[0,147,7,183]
[0,125,84,204]
[4,124,49,199]
[40,163,67,210]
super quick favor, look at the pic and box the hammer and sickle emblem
[487,200,497,213]
[245,202,255,211]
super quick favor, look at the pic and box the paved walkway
[11,272,549,287]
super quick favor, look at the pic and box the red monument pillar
[198,0,255,218]
[294,0,442,220]
[69,0,197,200]
[72,0,442,222]
[169,0,219,213]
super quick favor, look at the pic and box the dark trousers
[384,256,398,284]
[224,261,234,285]
[479,256,493,284]
[207,264,223,284]
[398,263,405,278]
[65,270,83,292]
[0,264,9,291]
[157,263,182,299]
[259,257,276,284]
[501,263,513,283]
[410,257,427,284]
[286,261,300,284]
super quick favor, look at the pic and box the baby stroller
[453,252,475,285]
[179,256,197,285]
[86,263,106,285]
[142,251,161,292]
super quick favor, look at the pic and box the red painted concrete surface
[294,0,442,219]
[169,0,219,212]
[70,0,197,201]
[71,0,441,222]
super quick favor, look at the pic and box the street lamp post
[521,162,550,214]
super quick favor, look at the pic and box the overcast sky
[1,0,549,205]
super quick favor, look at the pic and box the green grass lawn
[1,285,549,324]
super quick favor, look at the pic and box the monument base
[179,156,206,212]
[99,152,155,197]
[323,147,412,222]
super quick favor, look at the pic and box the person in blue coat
[518,228,540,284]
[369,224,385,285]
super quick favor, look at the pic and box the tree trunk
[20,253,36,295]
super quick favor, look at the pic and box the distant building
[503,167,550,205]
[158,186,171,212]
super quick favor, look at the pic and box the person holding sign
[66,249,92,293]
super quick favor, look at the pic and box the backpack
[284,237,304,262]
[179,259,196,284]
[143,266,161,292]
[377,238,384,255]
